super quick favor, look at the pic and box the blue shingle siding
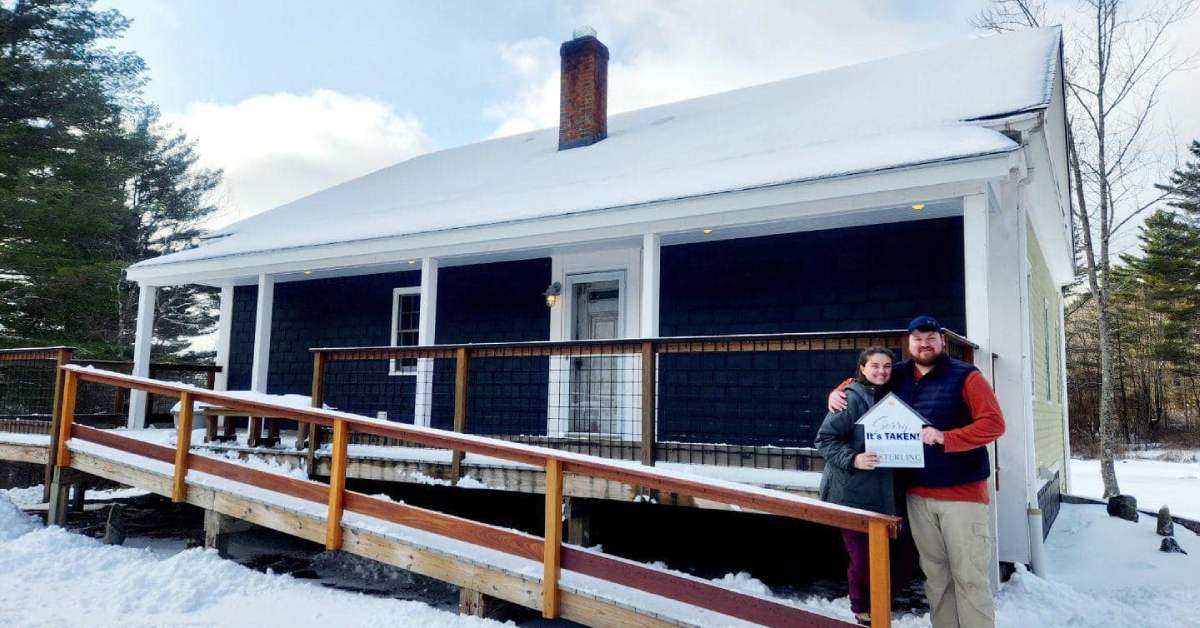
[657,218,966,447]
[226,285,258,391]
[430,258,552,434]
[227,272,421,420]
[224,220,964,447]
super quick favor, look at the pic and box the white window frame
[1043,298,1052,402]
[390,286,421,376]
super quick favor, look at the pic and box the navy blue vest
[891,354,991,488]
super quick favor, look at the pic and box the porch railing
[0,347,220,497]
[300,330,975,475]
[56,364,901,627]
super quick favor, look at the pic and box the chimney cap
[571,25,597,40]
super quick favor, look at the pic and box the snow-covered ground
[734,502,1198,626]
[0,494,502,628]
[3,488,1191,627]
[1070,454,1200,520]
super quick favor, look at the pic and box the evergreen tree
[116,111,222,360]
[1,1,221,359]
[1159,140,1200,218]
[0,0,144,353]
[1121,210,1200,372]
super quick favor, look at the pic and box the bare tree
[976,0,1195,497]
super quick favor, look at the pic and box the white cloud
[163,90,431,227]
[484,0,968,137]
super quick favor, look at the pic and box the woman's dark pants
[840,522,917,614]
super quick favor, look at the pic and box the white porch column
[250,274,276,394]
[214,285,235,392]
[414,257,438,426]
[965,190,1001,592]
[640,233,660,338]
[986,182,1036,573]
[126,284,157,429]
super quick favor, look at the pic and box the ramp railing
[56,364,902,627]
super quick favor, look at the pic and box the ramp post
[303,350,327,476]
[868,519,892,628]
[43,348,74,503]
[172,391,194,502]
[450,347,469,484]
[640,341,657,466]
[55,370,78,469]
[325,418,349,550]
[542,457,563,619]
[46,466,81,526]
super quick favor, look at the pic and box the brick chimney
[558,28,608,150]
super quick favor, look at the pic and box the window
[390,287,421,375]
[1043,298,1052,401]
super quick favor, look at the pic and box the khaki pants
[907,494,995,628]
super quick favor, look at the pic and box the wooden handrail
[56,365,883,627]
[60,364,899,535]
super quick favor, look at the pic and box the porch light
[407,259,417,264]
[543,281,562,308]
[702,228,713,235]
[911,203,926,211]
[303,270,313,275]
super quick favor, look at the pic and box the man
[829,315,1004,628]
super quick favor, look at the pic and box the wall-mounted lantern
[543,281,562,308]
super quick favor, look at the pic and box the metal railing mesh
[306,331,978,471]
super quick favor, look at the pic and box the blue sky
[99,1,1200,229]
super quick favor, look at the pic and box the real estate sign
[856,393,929,468]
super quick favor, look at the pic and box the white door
[568,278,624,435]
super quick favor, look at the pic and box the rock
[1160,537,1187,555]
[103,504,126,545]
[1106,494,1139,522]
[1157,506,1174,536]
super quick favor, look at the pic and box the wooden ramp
[13,365,905,627]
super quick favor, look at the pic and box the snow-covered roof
[135,27,1061,270]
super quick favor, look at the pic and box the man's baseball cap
[907,315,943,334]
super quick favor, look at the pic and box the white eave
[128,149,1018,287]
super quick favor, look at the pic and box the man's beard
[912,347,943,366]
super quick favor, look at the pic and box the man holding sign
[829,316,1005,628]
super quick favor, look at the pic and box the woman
[815,347,914,626]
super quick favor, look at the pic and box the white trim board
[128,154,1012,287]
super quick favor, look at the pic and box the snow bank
[0,494,39,541]
[0,493,503,627]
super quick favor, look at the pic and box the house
[125,27,1074,573]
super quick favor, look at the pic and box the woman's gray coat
[814,381,899,516]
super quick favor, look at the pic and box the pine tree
[1121,210,1200,372]
[1159,140,1200,217]
[0,0,144,353]
[117,111,222,360]
[1,1,222,359]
